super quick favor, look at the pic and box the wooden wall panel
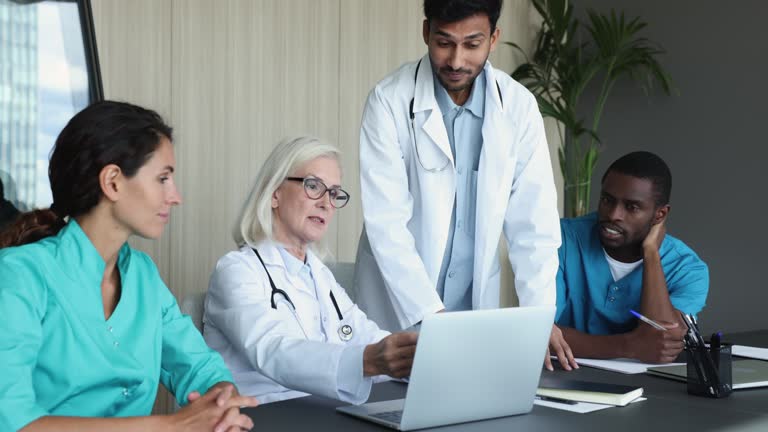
[169,0,341,303]
[336,0,425,262]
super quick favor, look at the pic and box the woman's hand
[363,332,419,378]
[171,382,258,432]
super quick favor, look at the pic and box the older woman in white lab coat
[204,136,418,405]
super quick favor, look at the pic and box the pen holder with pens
[685,344,733,398]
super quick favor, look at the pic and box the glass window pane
[0,0,98,214]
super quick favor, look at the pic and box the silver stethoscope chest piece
[338,324,353,341]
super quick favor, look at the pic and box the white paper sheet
[534,397,646,414]
[732,345,768,361]
[574,358,685,374]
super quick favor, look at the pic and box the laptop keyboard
[371,410,403,424]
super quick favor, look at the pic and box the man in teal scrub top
[552,151,709,364]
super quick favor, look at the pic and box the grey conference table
[243,330,768,431]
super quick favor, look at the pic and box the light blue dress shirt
[435,71,485,311]
[0,220,232,431]
[278,247,327,340]
[555,212,710,335]
[277,247,371,402]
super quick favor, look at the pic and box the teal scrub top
[0,220,233,431]
[555,213,709,335]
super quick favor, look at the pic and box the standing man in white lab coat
[354,0,576,371]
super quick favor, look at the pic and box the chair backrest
[180,291,206,332]
[328,261,356,301]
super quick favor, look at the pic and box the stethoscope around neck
[408,58,504,173]
[251,248,354,341]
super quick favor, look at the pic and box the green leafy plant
[508,0,674,216]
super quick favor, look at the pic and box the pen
[629,310,668,331]
[681,313,722,396]
[682,314,707,349]
[710,331,722,369]
[535,395,578,405]
[710,332,722,352]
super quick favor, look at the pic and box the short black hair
[601,151,672,206]
[424,0,503,33]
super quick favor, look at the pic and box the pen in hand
[629,309,668,331]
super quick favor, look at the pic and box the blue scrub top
[0,220,232,431]
[555,213,709,335]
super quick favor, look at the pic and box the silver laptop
[337,306,555,431]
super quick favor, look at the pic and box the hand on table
[174,382,258,432]
[545,324,578,371]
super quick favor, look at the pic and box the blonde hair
[234,136,342,250]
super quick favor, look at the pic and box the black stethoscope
[252,248,353,341]
[408,58,504,172]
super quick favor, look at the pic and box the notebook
[336,306,556,431]
[537,377,643,406]
[647,359,768,389]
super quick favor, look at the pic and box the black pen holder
[686,345,733,398]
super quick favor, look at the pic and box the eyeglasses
[285,177,351,209]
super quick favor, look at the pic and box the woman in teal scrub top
[0,101,258,432]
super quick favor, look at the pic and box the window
[0,0,102,211]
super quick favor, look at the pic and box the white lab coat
[354,55,561,331]
[203,241,390,404]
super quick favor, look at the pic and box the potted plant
[508,0,674,217]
